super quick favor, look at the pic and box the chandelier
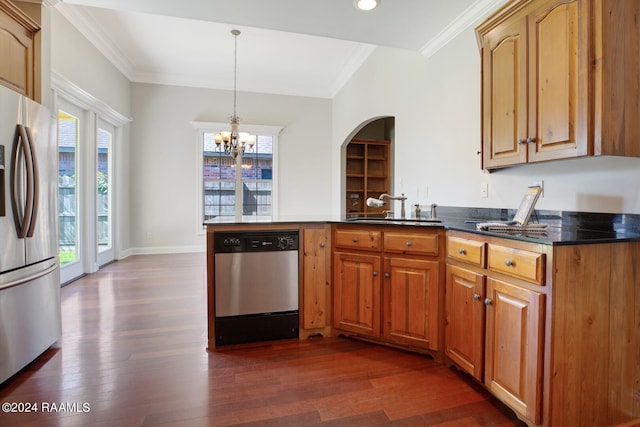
[214,29,255,158]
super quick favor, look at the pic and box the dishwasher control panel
[214,230,299,253]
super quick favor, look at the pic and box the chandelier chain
[214,29,255,158]
[233,29,238,119]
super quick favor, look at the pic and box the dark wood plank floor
[0,254,524,426]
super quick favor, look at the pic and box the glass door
[58,100,120,283]
[97,120,114,266]
[57,103,84,283]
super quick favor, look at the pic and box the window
[197,122,282,223]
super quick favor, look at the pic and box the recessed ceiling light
[354,0,380,11]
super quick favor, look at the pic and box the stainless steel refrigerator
[0,85,61,384]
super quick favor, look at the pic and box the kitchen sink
[345,217,443,226]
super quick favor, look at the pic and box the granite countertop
[204,207,640,246]
[433,207,640,245]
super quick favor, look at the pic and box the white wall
[333,29,640,215]
[50,9,131,117]
[50,7,132,258]
[129,83,332,253]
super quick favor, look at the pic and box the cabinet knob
[373,271,378,277]
[473,293,481,301]
[504,259,514,267]
[352,237,359,243]
[527,137,537,143]
[458,248,466,255]
[518,138,527,144]
[405,241,413,247]
[384,273,390,278]
[484,298,492,306]
[319,242,326,248]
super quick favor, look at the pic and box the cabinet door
[445,264,485,381]
[0,2,37,99]
[481,12,528,169]
[527,0,587,162]
[382,257,439,350]
[485,278,545,425]
[333,252,381,336]
[301,226,330,331]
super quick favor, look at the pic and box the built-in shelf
[345,139,390,217]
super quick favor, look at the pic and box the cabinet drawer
[447,236,485,267]
[335,229,381,251]
[384,232,438,256]
[487,244,545,285]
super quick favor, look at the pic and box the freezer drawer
[0,263,61,384]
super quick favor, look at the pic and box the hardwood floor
[0,254,524,426]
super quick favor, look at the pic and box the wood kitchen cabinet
[484,277,544,424]
[300,224,332,338]
[445,264,485,381]
[333,251,381,336]
[548,242,640,426]
[0,0,41,101]
[445,232,546,425]
[478,0,586,169]
[333,225,443,353]
[477,0,640,170]
[383,256,439,350]
[382,230,440,350]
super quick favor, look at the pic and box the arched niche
[341,117,394,217]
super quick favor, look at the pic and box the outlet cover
[480,182,488,198]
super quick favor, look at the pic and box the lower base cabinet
[332,226,443,352]
[333,251,381,336]
[484,277,545,425]
[383,257,439,350]
[445,264,485,381]
[445,233,546,425]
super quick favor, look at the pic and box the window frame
[192,121,283,233]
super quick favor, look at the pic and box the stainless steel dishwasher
[213,230,299,346]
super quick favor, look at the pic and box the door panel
[383,257,439,350]
[24,95,57,265]
[485,277,545,424]
[482,16,528,168]
[529,0,585,162]
[333,252,381,336]
[445,264,485,381]
[0,86,25,273]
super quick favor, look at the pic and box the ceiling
[56,0,507,98]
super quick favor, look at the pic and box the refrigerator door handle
[0,262,58,291]
[10,124,35,239]
[25,126,39,237]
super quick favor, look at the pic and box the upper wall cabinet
[0,0,40,101]
[477,0,640,170]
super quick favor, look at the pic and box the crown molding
[55,3,135,80]
[419,0,508,58]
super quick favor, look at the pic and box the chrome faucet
[430,203,438,220]
[367,193,407,219]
